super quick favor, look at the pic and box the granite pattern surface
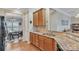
[33,32,79,51]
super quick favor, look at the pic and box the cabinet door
[33,8,45,26]
[33,13,36,26]
[30,32,34,44]
[34,34,39,47]
[38,9,45,26]
[44,37,56,51]
[30,33,36,45]
[33,12,39,26]
[51,38,57,51]
[32,34,36,45]
[35,12,39,26]
[32,33,35,45]
[30,32,35,45]
[39,35,44,50]
[30,33,39,47]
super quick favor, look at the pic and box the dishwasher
[57,43,63,51]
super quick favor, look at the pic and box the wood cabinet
[34,34,39,47]
[30,32,34,44]
[30,32,57,51]
[30,32,33,44]
[38,35,45,50]
[39,35,56,51]
[33,8,45,26]
[30,32,39,47]
[33,12,39,26]
[44,37,56,51]
[38,9,45,26]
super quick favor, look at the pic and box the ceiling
[0,8,28,15]
[1,8,79,17]
[58,8,79,17]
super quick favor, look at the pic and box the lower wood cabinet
[30,32,33,44]
[34,34,39,47]
[44,37,56,51]
[30,32,57,51]
[30,32,39,47]
[39,35,45,50]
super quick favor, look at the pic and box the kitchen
[0,8,79,51]
[29,8,79,51]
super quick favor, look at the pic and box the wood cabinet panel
[30,32,39,47]
[30,32,33,43]
[38,35,45,50]
[33,13,36,26]
[34,34,39,47]
[30,32,57,51]
[38,9,45,26]
[44,37,56,51]
[30,32,35,45]
[33,8,45,26]
[30,32,33,44]
[33,12,39,26]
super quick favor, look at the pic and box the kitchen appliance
[0,16,5,51]
[57,44,63,51]
[71,24,79,32]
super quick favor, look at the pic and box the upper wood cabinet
[33,8,45,26]
[38,9,45,26]
[33,12,39,26]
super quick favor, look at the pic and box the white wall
[28,8,40,32]
[45,8,50,30]
[49,9,71,32]
[49,11,59,31]
[57,13,71,31]
[71,17,79,24]
[22,14,29,41]
[22,8,40,42]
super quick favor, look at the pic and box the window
[6,18,22,33]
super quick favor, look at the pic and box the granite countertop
[32,32,79,51]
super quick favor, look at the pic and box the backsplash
[33,26,48,33]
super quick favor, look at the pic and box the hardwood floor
[6,40,40,51]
